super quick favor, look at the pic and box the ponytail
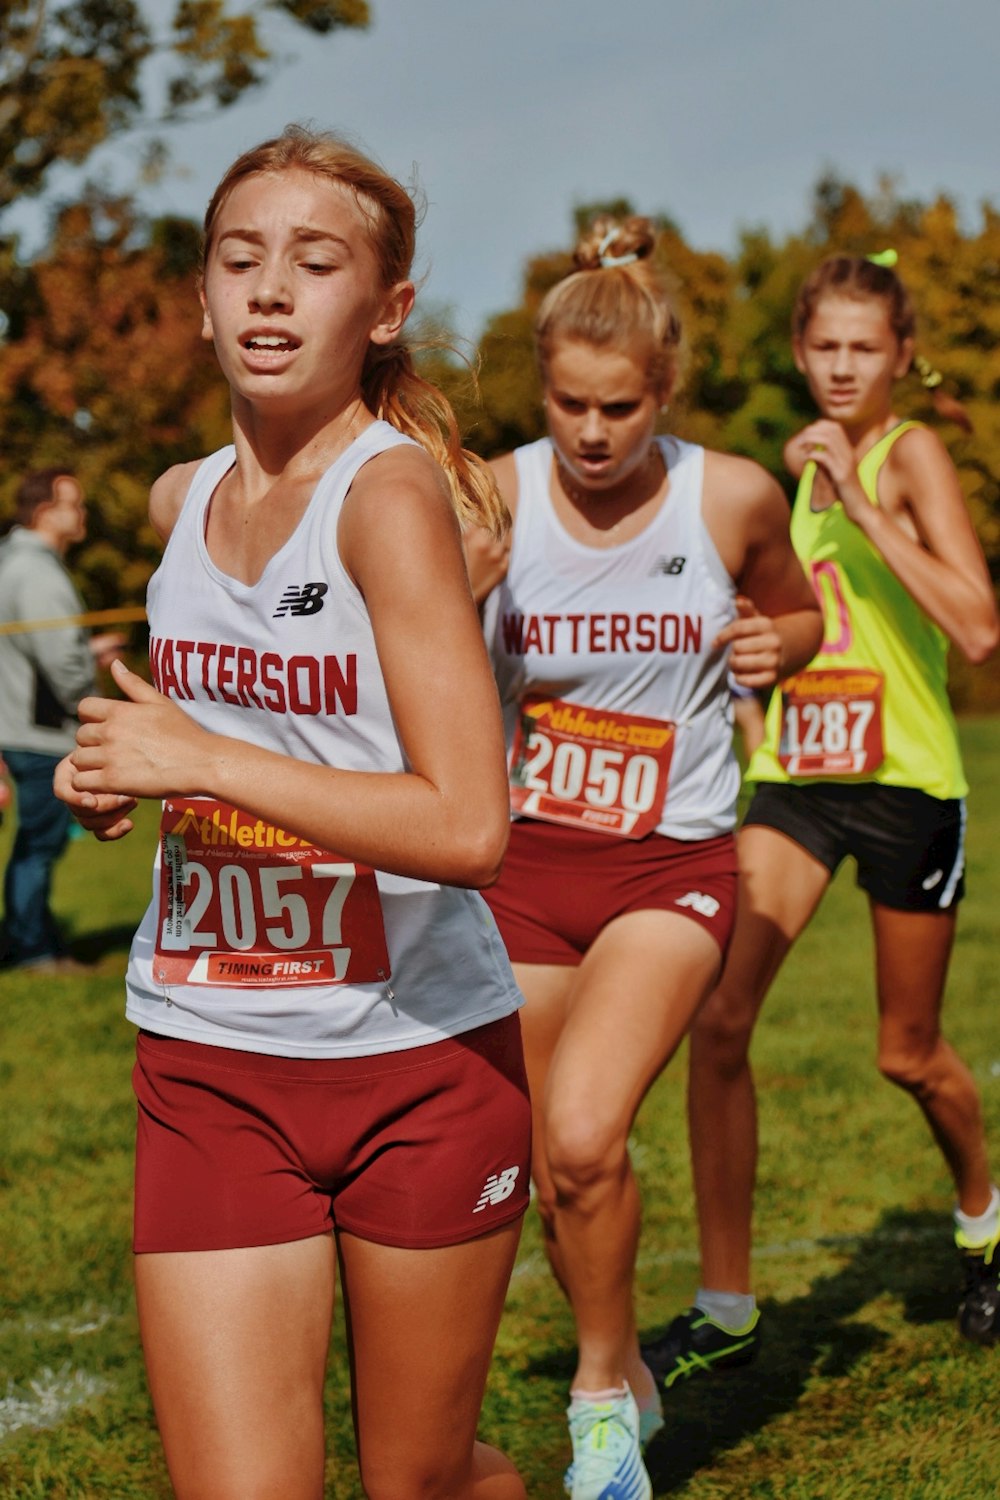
[912,353,974,434]
[363,342,508,539]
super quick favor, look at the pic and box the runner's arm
[705,453,823,688]
[65,448,511,887]
[864,426,997,662]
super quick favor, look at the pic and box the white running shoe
[564,1386,653,1500]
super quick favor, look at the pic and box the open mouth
[243,333,300,353]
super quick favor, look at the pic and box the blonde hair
[534,214,682,396]
[202,125,508,537]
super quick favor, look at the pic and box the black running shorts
[742,781,966,912]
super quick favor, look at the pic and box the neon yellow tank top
[747,421,967,799]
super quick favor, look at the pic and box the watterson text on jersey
[150,637,357,716]
[501,611,704,656]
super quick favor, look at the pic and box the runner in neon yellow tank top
[750,419,966,799]
[644,253,1000,1390]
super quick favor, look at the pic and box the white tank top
[125,421,521,1057]
[486,436,740,840]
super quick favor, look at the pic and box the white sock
[954,1184,1000,1246]
[694,1287,757,1331]
[569,1384,628,1406]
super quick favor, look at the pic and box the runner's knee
[545,1110,628,1203]
[877,1033,942,1095]
[360,1454,472,1500]
[690,985,756,1075]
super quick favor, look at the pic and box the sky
[10,0,1000,340]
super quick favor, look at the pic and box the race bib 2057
[154,800,390,988]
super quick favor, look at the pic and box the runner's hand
[714,596,783,688]
[53,754,137,842]
[69,659,213,802]
[791,420,868,522]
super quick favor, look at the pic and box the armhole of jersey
[324,424,420,603]
[160,447,236,572]
[689,441,738,597]
[861,420,924,507]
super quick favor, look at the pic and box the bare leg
[339,1222,525,1500]
[688,827,830,1292]
[135,1236,335,1500]
[871,902,993,1216]
[513,961,575,1298]
[520,910,722,1395]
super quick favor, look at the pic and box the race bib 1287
[778,668,885,777]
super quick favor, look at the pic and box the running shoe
[564,1386,652,1500]
[564,1378,662,1493]
[956,1225,1000,1344]
[642,1306,760,1389]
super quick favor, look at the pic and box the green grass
[2,726,1000,1497]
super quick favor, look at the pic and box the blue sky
[10,0,1000,339]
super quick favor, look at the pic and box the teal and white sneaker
[564,1386,652,1500]
[564,1376,662,1493]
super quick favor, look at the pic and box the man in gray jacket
[0,469,122,971]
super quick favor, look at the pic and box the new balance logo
[473,1166,520,1213]
[273,582,329,618]
[649,555,687,576]
[676,890,720,918]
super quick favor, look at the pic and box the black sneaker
[957,1227,1000,1344]
[642,1306,760,1389]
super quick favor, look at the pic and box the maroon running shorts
[484,819,738,964]
[132,1014,530,1253]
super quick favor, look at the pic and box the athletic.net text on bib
[154,799,390,988]
[509,696,675,838]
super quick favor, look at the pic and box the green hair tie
[866,249,898,268]
[913,353,943,390]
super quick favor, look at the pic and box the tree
[0,190,228,609]
[0,0,370,217]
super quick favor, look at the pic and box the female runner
[465,214,822,1499]
[56,126,530,1500]
[648,252,1000,1391]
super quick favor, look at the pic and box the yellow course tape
[0,606,148,637]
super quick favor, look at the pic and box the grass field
[2,722,999,1497]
